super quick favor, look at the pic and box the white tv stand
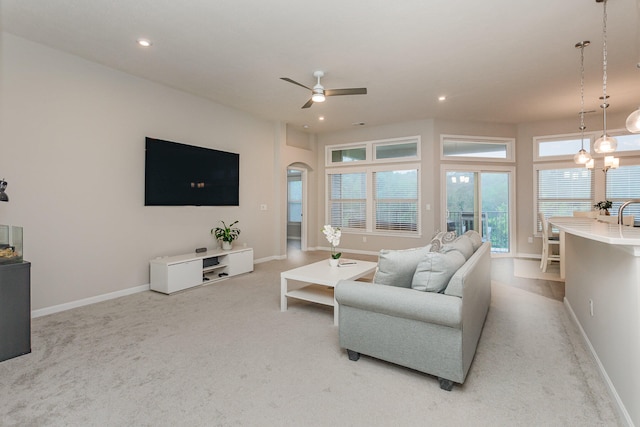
[149,247,253,294]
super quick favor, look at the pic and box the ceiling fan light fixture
[311,87,325,103]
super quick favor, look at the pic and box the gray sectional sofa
[335,232,491,390]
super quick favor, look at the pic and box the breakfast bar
[549,217,640,426]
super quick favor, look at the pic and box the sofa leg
[438,377,454,391]
[346,349,360,361]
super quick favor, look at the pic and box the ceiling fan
[280,71,367,109]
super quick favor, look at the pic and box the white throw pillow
[441,235,474,260]
[374,245,432,288]
[411,250,466,293]
[463,230,483,252]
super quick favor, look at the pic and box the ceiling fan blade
[301,99,314,109]
[281,77,312,91]
[325,88,367,96]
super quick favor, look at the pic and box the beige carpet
[0,254,620,426]
[514,258,563,282]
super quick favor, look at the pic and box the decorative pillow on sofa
[429,230,457,252]
[411,250,466,293]
[441,234,474,260]
[463,230,483,252]
[374,245,432,288]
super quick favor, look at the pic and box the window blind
[328,172,367,229]
[537,167,593,229]
[373,169,418,232]
[607,164,640,219]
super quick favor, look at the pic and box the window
[328,172,367,230]
[329,146,366,164]
[326,137,421,236]
[374,141,418,161]
[534,130,640,231]
[606,164,640,220]
[534,134,592,161]
[287,177,302,222]
[374,169,418,232]
[441,135,515,162]
[535,164,593,231]
[609,133,640,154]
[326,136,420,166]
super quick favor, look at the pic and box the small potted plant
[212,220,240,250]
[322,224,342,266]
[593,200,613,215]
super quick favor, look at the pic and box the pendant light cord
[579,43,586,149]
[601,0,609,135]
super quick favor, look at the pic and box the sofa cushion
[441,235,474,260]
[463,230,483,252]
[429,231,457,252]
[411,250,466,293]
[374,245,432,288]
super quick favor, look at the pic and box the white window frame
[326,136,420,167]
[533,161,594,236]
[440,134,515,163]
[533,131,597,162]
[440,163,516,256]
[326,162,421,237]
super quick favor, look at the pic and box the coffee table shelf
[280,259,377,325]
[286,285,335,307]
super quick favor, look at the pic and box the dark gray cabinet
[0,261,31,362]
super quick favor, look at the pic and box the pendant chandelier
[574,41,593,165]
[627,104,640,133]
[593,0,618,154]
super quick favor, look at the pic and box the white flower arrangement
[322,224,342,259]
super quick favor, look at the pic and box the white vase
[329,258,339,267]
[222,241,232,251]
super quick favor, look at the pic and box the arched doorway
[287,166,308,253]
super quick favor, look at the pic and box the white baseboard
[563,298,634,427]
[31,284,150,318]
[515,252,542,259]
[255,255,285,263]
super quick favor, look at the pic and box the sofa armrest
[335,280,462,328]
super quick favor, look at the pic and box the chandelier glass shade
[627,107,640,133]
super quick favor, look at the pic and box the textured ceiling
[2,0,640,133]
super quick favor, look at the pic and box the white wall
[0,33,281,310]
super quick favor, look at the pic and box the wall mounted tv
[145,137,239,206]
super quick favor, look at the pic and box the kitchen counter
[549,216,639,426]
[549,216,640,251]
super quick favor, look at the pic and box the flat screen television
[145,137,239,206]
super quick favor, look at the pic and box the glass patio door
[444,168,512,254]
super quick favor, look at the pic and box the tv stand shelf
[150,247,253,294]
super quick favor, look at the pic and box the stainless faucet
[617,199,640,225]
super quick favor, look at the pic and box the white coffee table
[280,259,377,325]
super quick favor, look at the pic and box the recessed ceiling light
[319,116,325,121]
[438,95,446,102]
[303,125,310,129]
[137,39,152,47]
